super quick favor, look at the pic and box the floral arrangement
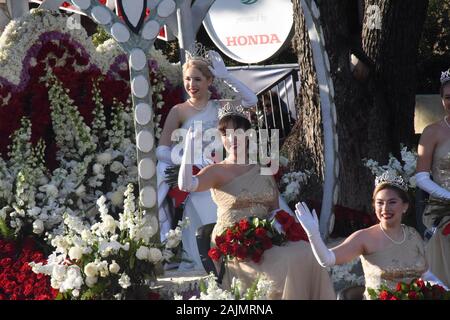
[174,273,273,300]
[367,278,450,300]
[279,169,311,204]
[208,210,308,264]
[0,237,57,300]
[363,145,417,191]
[29,184,184,300]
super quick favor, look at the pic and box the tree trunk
[284,0,428,213]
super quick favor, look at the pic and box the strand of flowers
[0,9,97,87]
[363,145,417,191]
[30,184,184,300]
[279,169,311,204]
[174,273,273,300]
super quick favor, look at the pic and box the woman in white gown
[156,49,258,270]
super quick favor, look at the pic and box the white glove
[294,202,336,267]
[178,127,199,192]
[421,270,449,290]
[156,145,173,165]
[207,50,257,107]
[415,172,450,199]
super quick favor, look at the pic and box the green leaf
[0,218,14,239]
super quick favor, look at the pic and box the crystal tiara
[218,102,249,120]
[375,171,408,191]
[186,42,212,65]
[440,68,450,84]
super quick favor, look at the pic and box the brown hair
[182,59,213,80]
[218,114,251,135]
[440,80,450,97]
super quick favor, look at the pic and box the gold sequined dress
[422,139,450,287]
[210,165,336,300]
[360,226,428,299]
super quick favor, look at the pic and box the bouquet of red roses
[368,278,450,300]
[208,210,308,264]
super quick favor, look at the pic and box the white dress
[157,100,219,271]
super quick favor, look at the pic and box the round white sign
[203,0,293,64]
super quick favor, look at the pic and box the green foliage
[92,26,111,47]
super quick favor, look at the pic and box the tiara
[440,68,450,84]
[218,103,249,120]
[186,42,212,65]
[375,171,408,191]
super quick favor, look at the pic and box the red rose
[254,227,267,238]
[219,243,232,255]
[215,235,226,246]
[251,249,263,263]
[236,246,248,260]
[389,296,399,300]
[231,243,240,256]
[225,229,235,242]
[396,283,402,292]
[379,290,391,300]
[243,238,256,247]
[208,248,222,261]
[239,219,250,232]
[408,291,417,300]
[415,279,426,289]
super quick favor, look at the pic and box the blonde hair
[182,59,213,80]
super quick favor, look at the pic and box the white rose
[110,191,123,207]
[109,260,120,274]
[52,265,67,282]
[68,246,83,261]
[93,163,104,175]
[32,219,44,234]
[136,246,150,260]
[110,161,125,174]
[118,273,131,289]
[84,262,98,278]
[96,152,112,165]
[75,185,86,197]
[148,248,163,263]
[85,276,98,288]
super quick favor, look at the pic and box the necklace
[445,116,450,129]
[379,223,406,245]
[187,99,208,111]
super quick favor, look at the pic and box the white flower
[32,219,44,234]
[136,246,150,260]
[96,152,113,165]
[93,163,104,175]
[118,273,131,289]
[85,276,98,288]
[84,262,98,278]
[109,260,120,274]
[110,190,123,207]
[75,185,86,197]
[68,246,83,260]
[148,248,163,263]
[110,161,125,174]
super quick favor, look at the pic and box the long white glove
[294,202,336,267]
[421,269,449,290]
[415,172,450,199]
[156,145,173,165]
[208,50,257,107]
[178,127,199,192]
